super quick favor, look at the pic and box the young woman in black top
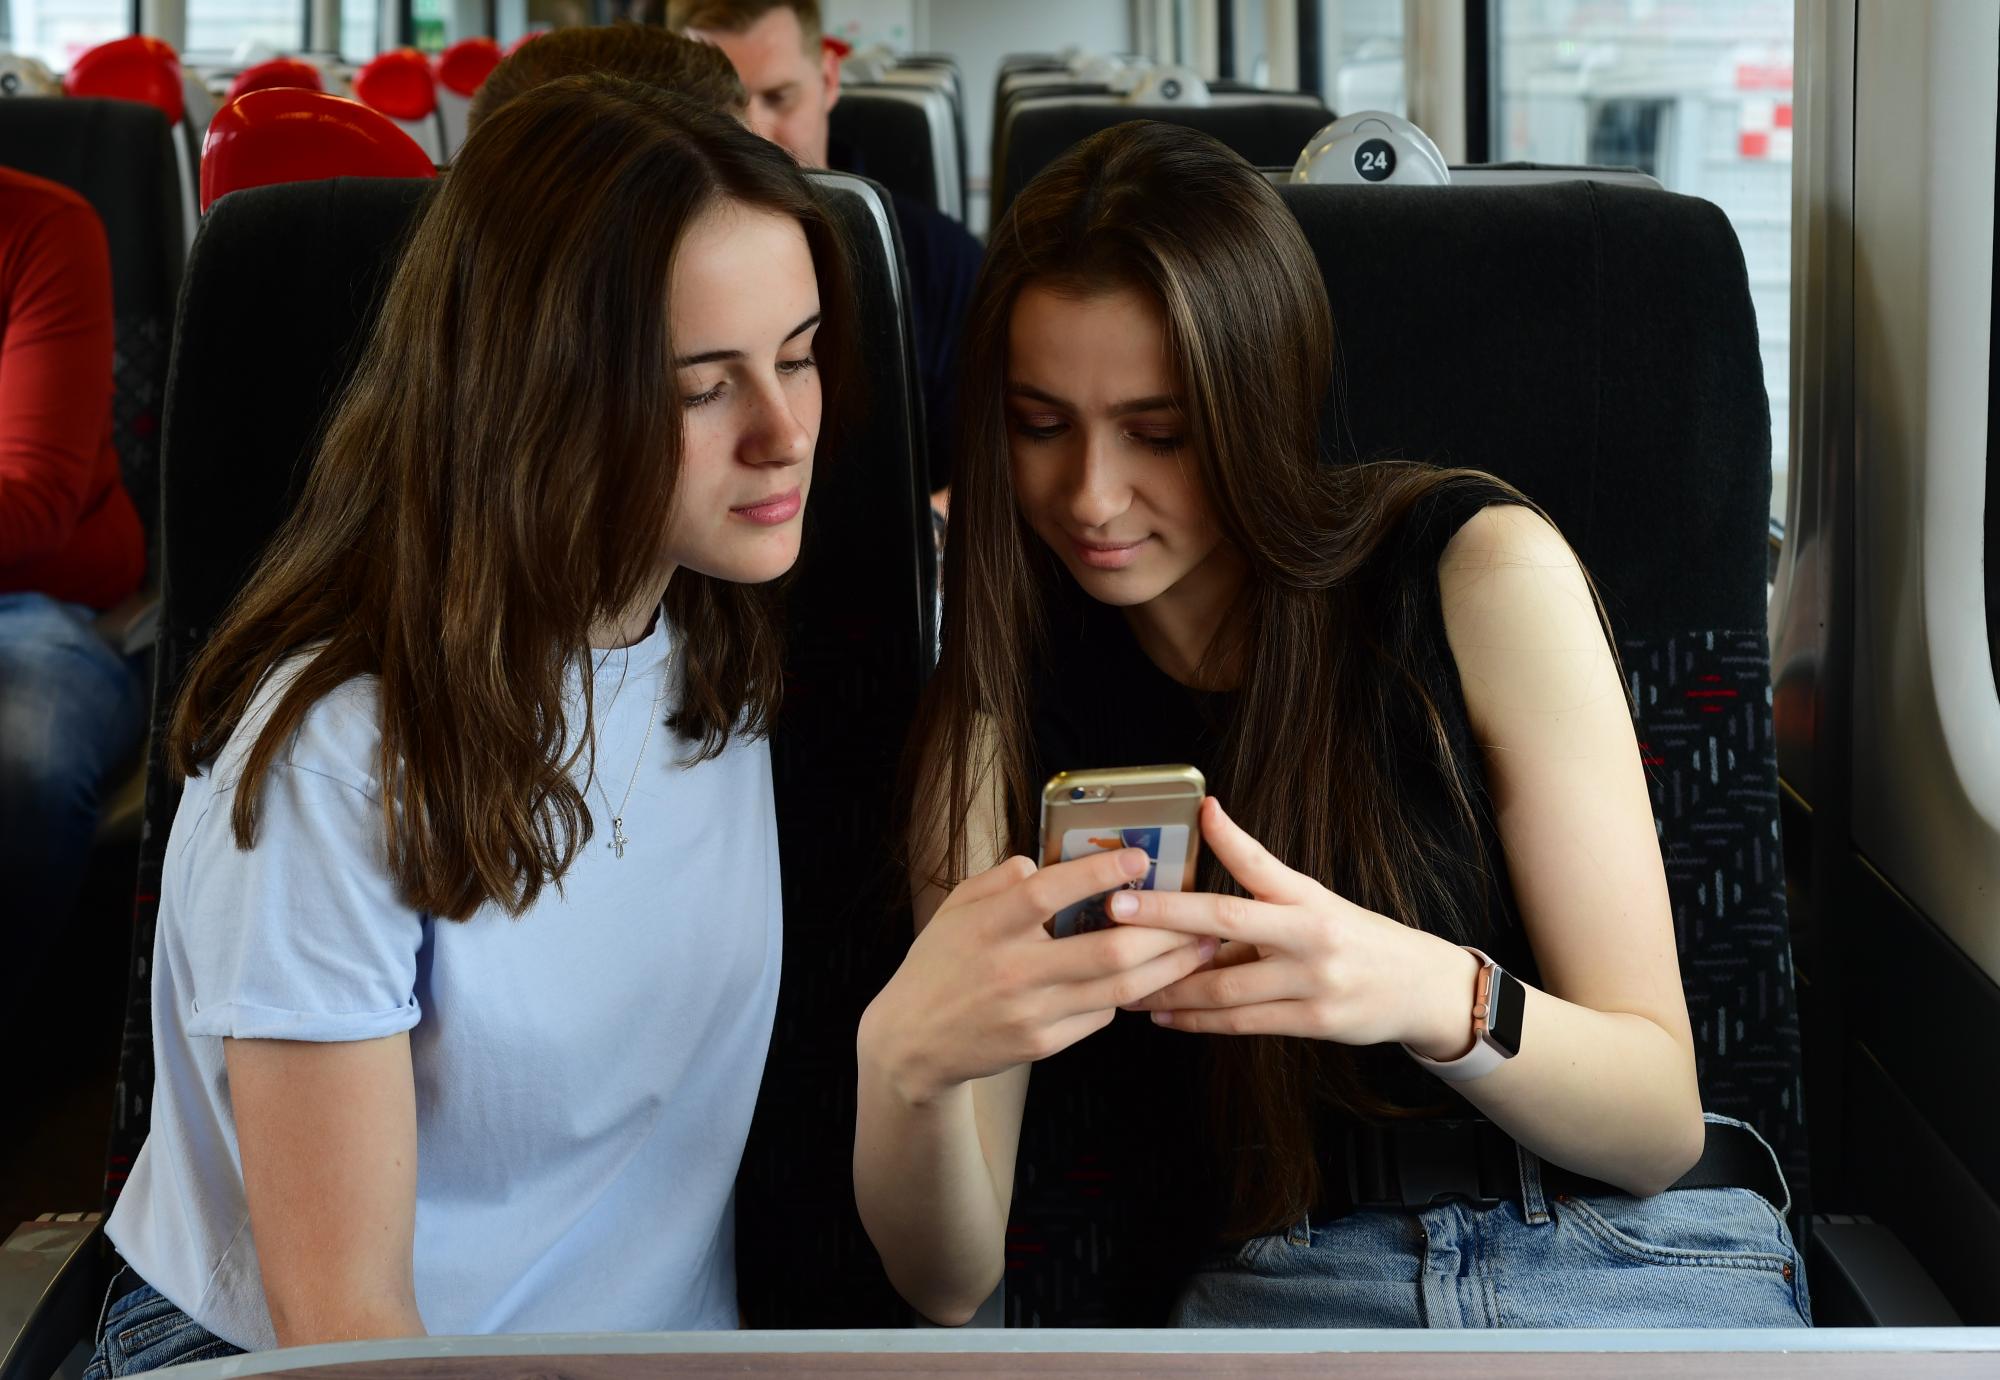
[854,121,1808,1329]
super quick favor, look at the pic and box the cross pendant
[610,818,628,859]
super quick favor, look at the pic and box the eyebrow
[675,312,821,368]
[1007,382,1182,418]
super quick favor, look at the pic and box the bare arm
[854,727,1211,1324]
[853,737,1027,1325]
[226,1033,428,1347]
[1118,505,1703,1196]
[1435,504,1704,1192]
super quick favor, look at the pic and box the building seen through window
[3,0,127,68]
[1322,0,1404,116]
[185,0,302,56]
[1497,0,1795,530]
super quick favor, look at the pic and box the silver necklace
[589,635,665,860]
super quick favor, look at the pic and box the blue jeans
[83,1269,244,1376]
[1171,1114,1811,1328]
[0,592,145,982]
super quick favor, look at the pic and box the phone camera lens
[1069,787,1086,801]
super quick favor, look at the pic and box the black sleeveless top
[1014,476,1542,1325]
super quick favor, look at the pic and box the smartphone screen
[1041,766,1204,938]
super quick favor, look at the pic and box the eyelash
[1011,420,1186,455]
[683,355,817,410]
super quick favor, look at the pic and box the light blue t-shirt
[105,617,782,1350]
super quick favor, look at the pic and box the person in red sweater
[0,166,148,981]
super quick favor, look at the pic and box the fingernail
[1109,891,1139,918]
[1198,938,1218,961]
[1119,848,1148,877]
[1152,1010,1175,1026]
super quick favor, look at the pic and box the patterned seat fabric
[1002,179,1802,1326]
[1627,631,1803,1173]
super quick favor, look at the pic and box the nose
[1065,429,1130,531]
[739,373,812,469]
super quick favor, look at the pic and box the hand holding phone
[858,775,1215,1101]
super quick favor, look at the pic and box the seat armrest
[1,1216,107,1380]
[1805,1214,1961,1326]
[91,590,159,657]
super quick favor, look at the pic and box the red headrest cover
[200,88,436,213]
[435,37,502,97]
[352,48,437,121]
[226,58,325,106]
[63,35,184,125]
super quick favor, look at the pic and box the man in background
[668,0,980,502]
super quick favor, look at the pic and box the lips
[731,487,802,526]
[1070,536,1148,570]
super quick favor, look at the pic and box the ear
[819,38,841,111]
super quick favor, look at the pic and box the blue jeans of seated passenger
[83,1270,246,1377]
[0,592,146,990]
[1171,1114,1811,1328]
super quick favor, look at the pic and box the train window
[410,0,445,52]
[1231,0,1269,84]
[1495,0,1795,532]
[1,0,128,69]
[1315,0,1405,115]
[340,0,377,61]
[185,0,304,56]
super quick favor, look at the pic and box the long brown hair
[909,120,1571,1237]
[171,74,855,922]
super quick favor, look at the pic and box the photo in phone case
[1049,824,1191,937]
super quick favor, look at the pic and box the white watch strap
[1404,1032,1510,1083]
[1403,947,1509,1083]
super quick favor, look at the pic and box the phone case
[1039,764,1205,937]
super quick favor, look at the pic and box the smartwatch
[1404,946,1525,1083]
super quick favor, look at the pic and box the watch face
[1487,969,1526,1057]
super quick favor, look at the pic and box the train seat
[0,51,61,97]
[892,52,964,104]
[867,62,969,216]
[1001,177,1808,1326]
[991,90,1333,225]
[350,48,444,164]
[829,83,962,221]
[59,36,200,258]
[1,164,932,1362]
[223,57,325,106]
[198,88,435,212]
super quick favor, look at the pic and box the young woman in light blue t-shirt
[87,75,857,1374]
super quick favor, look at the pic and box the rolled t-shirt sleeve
[176,759,425,1043]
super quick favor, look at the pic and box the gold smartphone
[1039,764,1206,937]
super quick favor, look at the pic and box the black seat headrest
[829,90,944,215]
[1276,179,1770,637]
